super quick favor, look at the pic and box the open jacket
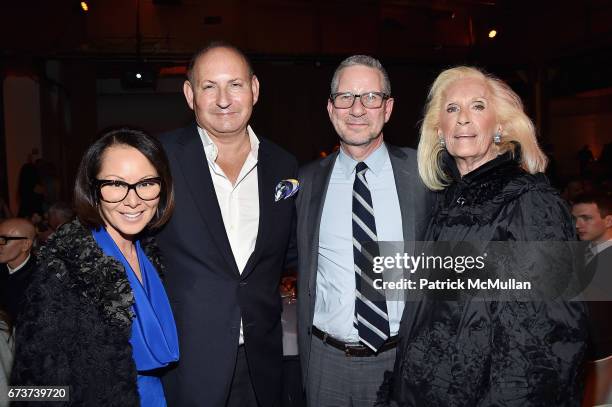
[11,219,164,406]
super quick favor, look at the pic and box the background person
[379,66,587,406]
[16,151,45,219]
[11,128,179,406]
[572,192,612,406]
[47,201,75,232]
[37,201,76,243]
[0,218,36,324]
[0,307,13,407]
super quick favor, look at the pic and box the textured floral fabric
[11,219,165,406]
[377,151,588,407]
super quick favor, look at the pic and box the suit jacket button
[240,281,247,287]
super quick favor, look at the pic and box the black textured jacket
[11,219,164,406]
[378,151,588,407]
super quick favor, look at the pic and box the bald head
[0,218,36,268]
[1,218,36,238]
[186,42,254,86]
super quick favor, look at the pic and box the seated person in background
[47,201,75,232]
[0,218,36,324]
[572,192,612,406]
[11,128,179,406]
[38,201,75,242]
[0,306,14,407]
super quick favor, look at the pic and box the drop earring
[493,132,501,144]
[439,135,446,148]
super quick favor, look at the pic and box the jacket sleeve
[477,188,588,407]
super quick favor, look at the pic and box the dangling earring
[439,136,446,148]
[493,132,501,144]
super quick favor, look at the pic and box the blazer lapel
[175,126,239,276]
[387,145,416,242]
[307,152,337,293]
[241,141,273,278]
[387,144,420,309]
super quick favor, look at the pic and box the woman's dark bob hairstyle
[74,127,174,230]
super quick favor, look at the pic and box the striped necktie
[585,244,596,265]
[352,161,390,352]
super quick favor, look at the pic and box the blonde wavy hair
[417,66,547,190]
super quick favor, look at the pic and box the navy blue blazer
[157,124,297,407]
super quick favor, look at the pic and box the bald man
[0,218,36,322]
[157,42,298,407]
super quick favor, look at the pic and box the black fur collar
[436,151,551,226]
[38,219,165,328]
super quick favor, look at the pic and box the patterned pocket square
[275,179,300,202]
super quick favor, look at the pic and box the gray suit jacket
[295,143,434,385]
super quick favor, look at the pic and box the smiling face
[97,145,160,243]
[439,77,500,175]
[327,65,394,149]
[183,47,259,141]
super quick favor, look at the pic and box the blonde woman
[377,67,587,406]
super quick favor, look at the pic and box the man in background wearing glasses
[0,218,36,323]
[295,55,433,406]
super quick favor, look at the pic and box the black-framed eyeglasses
[93,177,162,203]
[0,236,29,245]
[330,92,390,109]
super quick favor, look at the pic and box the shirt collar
[8,254,30,275]
[337,142,388,180]
[590,239,612,255]
[198,125,260,163]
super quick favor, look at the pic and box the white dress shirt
[198,125,260,345]
[591,239,612,256]
[7,254,31,275]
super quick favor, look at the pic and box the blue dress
[93,228,179,407]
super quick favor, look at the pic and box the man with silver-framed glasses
[295,55,433,406]
[0,218,36,324]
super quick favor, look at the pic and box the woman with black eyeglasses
[11,128,179,406]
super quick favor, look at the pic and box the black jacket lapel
[174,126,240,276]
[307,152,337,293]
[241,141,273,278]
[387,144,415,242]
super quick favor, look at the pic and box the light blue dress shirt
[314,143,404,342]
